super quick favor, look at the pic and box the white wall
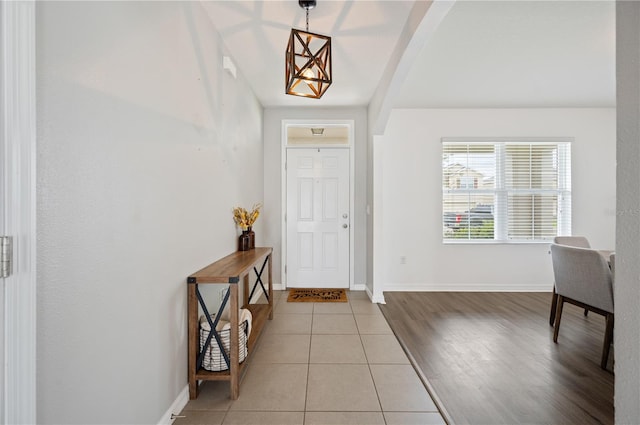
[263,108,368,289]
[36,2,263,423]
[616,2,640,421]
[378,108,616,291]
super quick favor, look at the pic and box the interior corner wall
[365,132,376,297]
[370,135,386,301]
[36,2,263,423]
[616,1,640,422]
[380,108,616,291]
[263,108,368,289]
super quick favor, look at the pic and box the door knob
[343,224,348,228]
[343,213,348,219]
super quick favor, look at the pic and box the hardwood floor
[379,292,614,425]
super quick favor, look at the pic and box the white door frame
[281,120,355,290]
[1,1,37,423]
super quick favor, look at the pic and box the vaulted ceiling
[202,0,615,109]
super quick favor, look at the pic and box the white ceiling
[201,0,415,107]
[396,0,616,108]
[202,0,616,109]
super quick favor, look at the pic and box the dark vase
[247,226,255,249]
[238,231,250,251]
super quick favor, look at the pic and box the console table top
[187,247,273,284]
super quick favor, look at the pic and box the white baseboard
[365,285,386,304]
[158,385,189,425]
[274,283,367,292]
[350,283,366,291]
[383,282,553,292]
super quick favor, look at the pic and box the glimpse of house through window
[442,139,572,242]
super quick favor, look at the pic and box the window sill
[443,239,552,245]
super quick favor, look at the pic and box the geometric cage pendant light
[285,0,332,99]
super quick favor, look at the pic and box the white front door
[286,148,350,288]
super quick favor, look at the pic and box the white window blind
[442,139,571,242]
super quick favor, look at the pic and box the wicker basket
[199,315,249,372]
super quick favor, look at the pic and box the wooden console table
[187,247,273,400]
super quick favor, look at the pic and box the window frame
[442,137,572,244]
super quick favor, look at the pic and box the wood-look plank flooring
[379,292,614,425]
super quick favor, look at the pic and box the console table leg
[268,254,273,319]
[229,284,240,399]
[243,274,249,307]
[188,285,199,399]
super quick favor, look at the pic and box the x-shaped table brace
[194,255,270,372]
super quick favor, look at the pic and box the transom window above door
[286,125,349,146]
[442,138,572,243]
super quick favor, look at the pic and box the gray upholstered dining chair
[553,236,591,249]
[549,236,591,326]
[549,243,614,370]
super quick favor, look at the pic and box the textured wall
[379,108,616,291]
[36,2,263,423]
[616,2,640,422]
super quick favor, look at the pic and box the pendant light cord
[306,7,309,32]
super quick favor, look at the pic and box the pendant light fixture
[285,0,332,99]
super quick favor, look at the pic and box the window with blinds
[442,139,571,242]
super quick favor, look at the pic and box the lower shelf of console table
[190,303,271,382]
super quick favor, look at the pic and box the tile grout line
[302,301,315,423]
[182,292,443,424]
[352,300,388,423]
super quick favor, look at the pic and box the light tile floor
[176,290,445,425]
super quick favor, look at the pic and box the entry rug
[287,288,348,303]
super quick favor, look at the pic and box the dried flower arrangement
[232,203,262,231]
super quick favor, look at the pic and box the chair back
[550,243,613,313]
[553,236,591,248]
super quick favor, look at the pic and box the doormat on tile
[287,288,348,303]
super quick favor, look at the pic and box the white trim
[366,284,385,304]
[350,283,365,292]
[281,120,356,290]
[383,282,554,292]
[1,1,37,423]
[157,385,189,425]
[280,122,287,288]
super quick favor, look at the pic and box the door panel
[286,148,349,288]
